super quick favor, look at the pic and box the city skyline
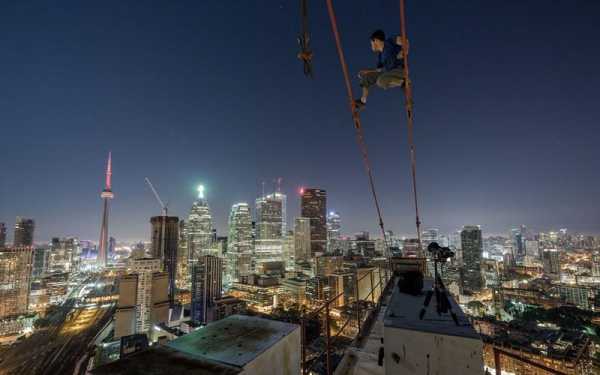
[2,1,599,241]
[3,2,600,374]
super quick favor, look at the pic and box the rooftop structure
[93,315,300,375]
[383,279,483,374]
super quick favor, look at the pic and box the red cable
[399,0,423,254]
[324,0,389,254]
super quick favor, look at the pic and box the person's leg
[358,71,381,103]
[376,69,405,90]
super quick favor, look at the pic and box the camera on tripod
[419,242,460,325]
[427,242,454,262]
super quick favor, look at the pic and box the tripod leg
[418,290,434,320]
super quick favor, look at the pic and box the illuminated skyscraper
[191,255,222,325]
[187,185,215,260]
[294,217,311,262]
[327,211,341,253]
[460,225,483,294]
[254,191,286,269]
[300,188,327,256]
[255,192,286,240]
[542,248,560,277]
[510,225,527,262]
[13,217,35,247]
[150,216,179,308]
[177,219,189,289]
[0,246,33,319]
[97,152,114,268]
[226,203,253,283]
[0,223,6,248]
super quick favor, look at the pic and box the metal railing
[300,265,395,375]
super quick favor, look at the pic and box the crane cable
[399,0,423,254]
[324,0,389,254]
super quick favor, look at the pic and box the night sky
[1,1,599,243]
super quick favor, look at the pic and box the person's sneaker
[353,99,366,112]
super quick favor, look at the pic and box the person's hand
[396,36,410,52]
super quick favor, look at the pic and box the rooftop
[91,345,241,375]
[384,279,481,340]
[93,315,299,374]
[168,314,298,367]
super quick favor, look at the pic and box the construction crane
[145,177,167,259]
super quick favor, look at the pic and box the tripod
[418,256,459,326]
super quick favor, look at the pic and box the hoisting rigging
[305,0,423,254]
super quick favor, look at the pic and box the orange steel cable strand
[399,0,423,253]
[324,0,389,253]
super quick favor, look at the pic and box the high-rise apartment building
[150,216,179,307]
[300,188,327,256]
[13,217,35,247]
[0,247,33,318]
[191,255,222,324]
[460,225,483,294]
[114,258,169,339]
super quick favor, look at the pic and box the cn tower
[97,152,114,268]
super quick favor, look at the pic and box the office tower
[254,191,286,269]
[294,217,311,262]
[176,220,189,289]
[542,249,560,277]
[422,228,439,249]
[226,203,253,283]
[510,225,526,262]
[256,191,286,239]
[0,247,33,318]
[592,252,600,278]
[187,185,215,260]
[0,223,6,248]
[525,239,539,258]
[191,255,222,324]
[460,225,483,294]
[32,247,49,278]
[300,188,327,256]
[97,152,114,268]
[114,258,169,338]
[282,231,295,268]
[150,216,179,308]
[13,217,35,247]
[327,211,341,253]
[49,237,78,273]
